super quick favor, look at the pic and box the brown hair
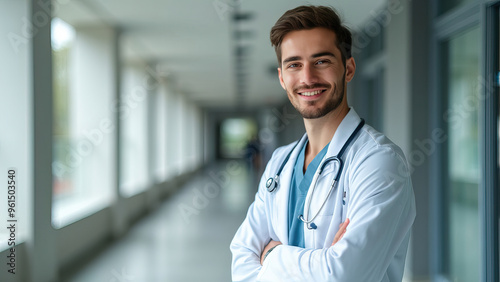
[270,5,352,67]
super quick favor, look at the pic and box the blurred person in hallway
[244,135,263,192]
[230,5,416,281]
[244,135,262,172]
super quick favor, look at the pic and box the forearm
[231,245,262,282]
[230,221,268,281]
[230,198,271,281]
[258,245,336,281]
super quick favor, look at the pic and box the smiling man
[230,6,416,282]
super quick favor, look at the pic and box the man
[230,5,416,282]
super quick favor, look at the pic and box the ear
[278,67,286,90]
[344,57,356,82]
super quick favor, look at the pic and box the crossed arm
[259,219,350,265]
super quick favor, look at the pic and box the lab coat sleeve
[257,146,416,282]
[230,162,274,281]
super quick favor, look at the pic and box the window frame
[431,1,500,281]
[483,2,499,281]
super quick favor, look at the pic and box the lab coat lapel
[275,133,308,245]
[324,108,362,159]
[317,108,362,246]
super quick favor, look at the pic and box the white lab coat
[230,109,416,282]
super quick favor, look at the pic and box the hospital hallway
[2,0,500,281]
[60,161,257,282]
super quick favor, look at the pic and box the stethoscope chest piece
[266,176,278,193]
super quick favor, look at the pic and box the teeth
[300,90,323,96]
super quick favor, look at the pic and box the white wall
[383,0,411,155]
[0,1,31,281]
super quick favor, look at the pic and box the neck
[303,105,350,157]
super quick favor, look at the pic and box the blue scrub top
[288,141,329,248]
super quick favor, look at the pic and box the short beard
[289,73,345,119]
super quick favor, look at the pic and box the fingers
[339,218,350,229]
[332,218,350,246]
[261,240,282,265]
[342,218,350,229]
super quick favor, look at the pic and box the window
[174,95,187,174]
[51,20,116,227]
[163,87,181,176]
[120,65,150,197]
[190,106,203,167]
[185,103,203,168]
[52,18,75,203]
[440,26,480,282]
[219,118,258,159]
[154,83,168,183]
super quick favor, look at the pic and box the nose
[300,63,319,85]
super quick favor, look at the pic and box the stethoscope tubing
[266,119,365,229]
[299,156,343,225]
[301,120,364,228]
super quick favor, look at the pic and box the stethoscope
[265,119,365,230]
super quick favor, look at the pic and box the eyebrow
[312,52,335,58]
[282,56,302,64]
[282,52,336,64]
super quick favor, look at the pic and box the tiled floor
[65,161,258,282]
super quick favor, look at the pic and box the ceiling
[54,0,385,110]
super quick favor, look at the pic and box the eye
[287,63,299,69]
[316,59,330,65]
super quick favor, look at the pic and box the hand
[331,218,350,246]
[260,240,282,265]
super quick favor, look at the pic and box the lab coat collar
[282,107,362,169]
[324,108,363,158]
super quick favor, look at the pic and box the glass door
[440,26,480,282]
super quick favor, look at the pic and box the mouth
[297,89,327,98]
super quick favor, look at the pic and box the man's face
[278,27,355,119]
